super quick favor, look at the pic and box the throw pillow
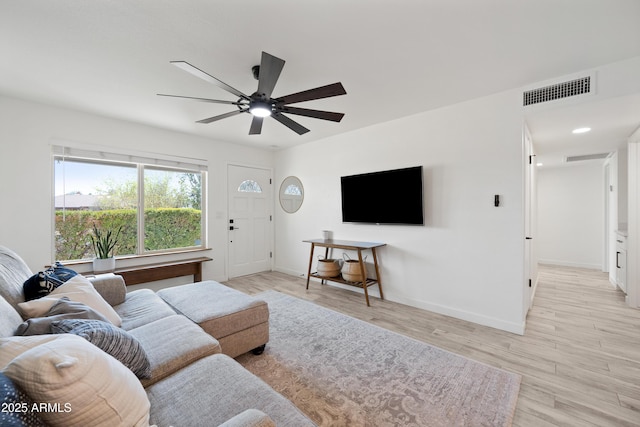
[22,262,78,301]
[14,297,110,336]
[0,294,23,338]
[51,318,151,379]
[3,334,150,427]
[18,275,122,326]
[0,372,47,427]
[0,334,68,369]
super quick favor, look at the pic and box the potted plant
[90,223,122,273]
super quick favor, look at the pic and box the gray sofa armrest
[217,409,276,427]
[87,273,126,306]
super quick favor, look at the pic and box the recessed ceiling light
[572,127,591,134]
[536,162,543,167]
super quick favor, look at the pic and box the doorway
[523,126,538,311]
[227,164,273,278]
[604,162,611,275]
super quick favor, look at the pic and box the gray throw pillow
[14,297,110,336]
[50,318,151,379]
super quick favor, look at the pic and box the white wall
[627,126,640,309]
[0,95,273,282]
[537,162,604,269]
[274,89,527,334]
[604,150,628,282]
[618,147,628,228]
[608,57,640,309]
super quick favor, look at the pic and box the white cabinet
[616,231,627,294]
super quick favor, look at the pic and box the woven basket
[317,258,341,278]
[341,253,367,282]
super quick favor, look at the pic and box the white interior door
[524,127,538,311]
[227,165,272,278]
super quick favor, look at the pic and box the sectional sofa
[0,246,315,427]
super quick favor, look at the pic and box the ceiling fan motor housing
[249,96,273,117]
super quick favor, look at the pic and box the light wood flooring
[223,265,640,427]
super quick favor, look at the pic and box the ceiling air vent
[523,76,591,106]
[565,153,610,163]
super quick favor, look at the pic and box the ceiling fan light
[572,127,591,134]
[249,102,272,117]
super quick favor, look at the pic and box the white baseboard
[388,293,525,335]
[273,267,525,335]
[538,259,602,270]
[273,266,306,278]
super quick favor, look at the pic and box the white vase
[93,257,116,274]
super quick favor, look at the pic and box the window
[284,184,302,196]
[238,180,262,193]
[143,167,203,251]
[53,145,207,261]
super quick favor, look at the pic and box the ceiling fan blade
[256,52,285,98]
[196,109,246,124]
[249,116,264,135]
[280,106,344,122]
[157,94,246,106]
[271,113,310,135]
[276,82,346,105]
[171,61,250,100]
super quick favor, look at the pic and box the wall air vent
[564,153,610,163]
[523,76,591,106]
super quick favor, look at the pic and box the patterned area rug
[236,291,521,427]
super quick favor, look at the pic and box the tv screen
[341,166,424,225]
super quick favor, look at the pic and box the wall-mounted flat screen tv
[341,166,424,225]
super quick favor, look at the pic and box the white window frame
[51,141,208,260]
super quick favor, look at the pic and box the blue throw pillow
[0,372,47,427]
[23,262,78,301]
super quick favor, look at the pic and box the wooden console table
[304,239,385,306]
[99,257,212,286]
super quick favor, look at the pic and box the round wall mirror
[279,176,304,213]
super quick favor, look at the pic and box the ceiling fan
[158,51,346,135]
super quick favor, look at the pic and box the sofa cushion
[0,246,33,311]
[15,297,110,336]
[127,314,221,387]
[87,273,126,306]
[157,280,269,339]
[23,261,78,301]
[0,296,23,338]
[113,289,177,331]
[146,354,315,427]
[51,318,151,379]
[3,334,150,427]
[18,275,121,326]
[0,372,47,427]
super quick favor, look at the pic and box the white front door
[227,164,272,278]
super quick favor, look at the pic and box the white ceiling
[1,1,639,155]
[527,93,640,167]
